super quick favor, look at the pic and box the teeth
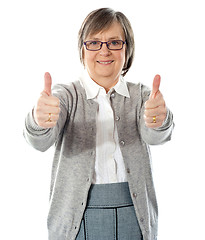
[98,61,113,64]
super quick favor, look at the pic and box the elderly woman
[24,8,174,240]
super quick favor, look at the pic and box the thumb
[150,74,161,99]
[43,72,52,96]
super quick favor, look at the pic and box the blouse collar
[80,70,130,100]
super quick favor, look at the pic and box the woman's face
[83,22,126,91]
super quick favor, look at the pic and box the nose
[99,43,111,56]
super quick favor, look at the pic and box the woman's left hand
[144,75,167,128]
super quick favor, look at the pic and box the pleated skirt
[76,182,143,240]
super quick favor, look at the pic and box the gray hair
[78,8,135,76]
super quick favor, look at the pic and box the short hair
[78,8,135,77]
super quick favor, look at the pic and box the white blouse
[80,70,130,184]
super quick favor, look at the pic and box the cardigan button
[133,193,137,198]
[140,217,144,223]
[115,116,120,121]
[127,168,130,173]
[111,93,115,98]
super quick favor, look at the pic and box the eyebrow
[88,36,122,41]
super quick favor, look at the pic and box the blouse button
[111,93,115,98]
[120,140,125,146]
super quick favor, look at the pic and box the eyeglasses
[84,40,126,51]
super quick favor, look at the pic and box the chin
[96,70,115,78]
[97,74,114,80]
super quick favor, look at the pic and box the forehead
[87,22,125,40]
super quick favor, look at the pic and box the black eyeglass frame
[83,40,126,51]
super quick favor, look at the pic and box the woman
[24,8,174,240]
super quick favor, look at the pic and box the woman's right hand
[33,72,60,128]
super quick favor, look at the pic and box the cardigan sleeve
[139,84,174,145]
[23,84,70,152]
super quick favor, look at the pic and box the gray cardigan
[24,80,174,240]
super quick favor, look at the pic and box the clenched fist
[144,75,167,128]
[33,72,60,128]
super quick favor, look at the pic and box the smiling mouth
[97,60,114,65]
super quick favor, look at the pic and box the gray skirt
[76,182,143,240]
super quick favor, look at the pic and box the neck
[92,78,119,93]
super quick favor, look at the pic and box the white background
[0,0,205,239]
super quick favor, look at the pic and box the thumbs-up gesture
[144,75,167,128]
[33,72,60,128]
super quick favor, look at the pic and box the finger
[42,106,61,115]
[145,92,164,109]
[44,113,59,122]
[36,113,59,127]
[36,113,57,122]
[150,74,161,99]
[144,106,167,118]
[43,72,52,96]
[145,121,164,129]
[45,96,60,107]
[144,114,166,124]
[39,94,60,107]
